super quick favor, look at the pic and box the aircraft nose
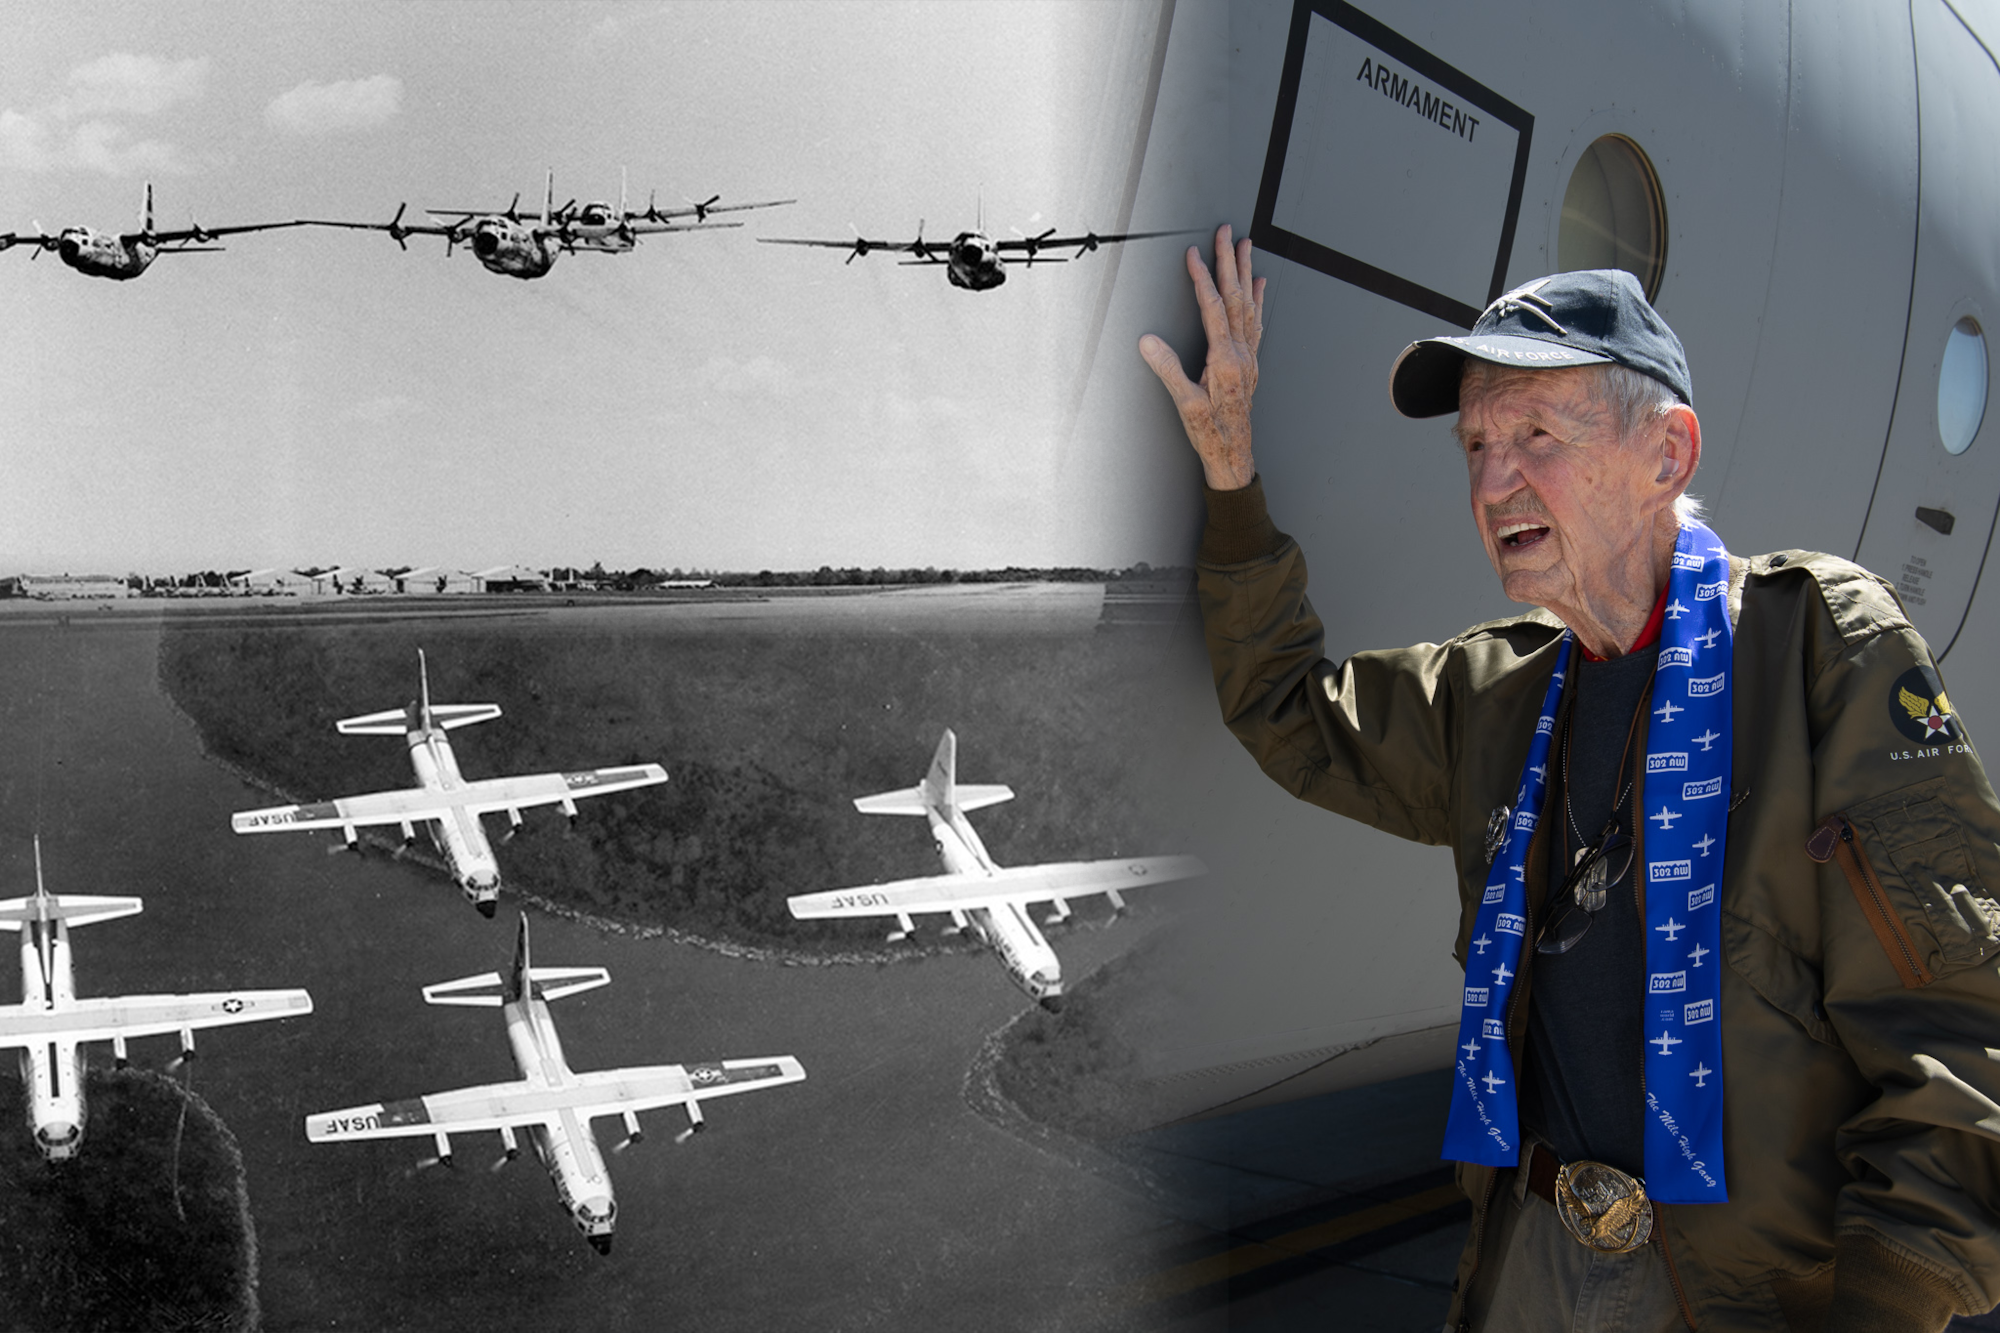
[587,1234,612,1256]
[1039,994,1065,1014]
[476,899,497,919]
[57,239,79,262]
[473,231,499,258]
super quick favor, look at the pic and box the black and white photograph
[0,3,1224,1330]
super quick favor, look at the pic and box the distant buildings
[0,574,132,600]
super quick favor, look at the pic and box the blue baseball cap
[1388,269,1692,418]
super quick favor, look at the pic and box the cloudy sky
[0,1,1200,574]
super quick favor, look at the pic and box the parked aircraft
[303,170,765,280]
[229,650,668,915]
[0,182,299,281]
[759,217,1187,290]
[305,915,805,1254]
[786,730,1206,1008]
[0,839,312,1160]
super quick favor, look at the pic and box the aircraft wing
[630,197,797,222]
[233,787,457,833]
[788,855,1207,918]
[231,764,667,833]
[0,232,56,253]
[0,989,312,1047]
[452,764,669,815]
[298,217,466,238]
[992,228,1193,254]
[133,221,305,244]
[305,1056,805,1142]
[612,220,746,237]
[757,236,925,252]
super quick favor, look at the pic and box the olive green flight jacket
[1196,480,2000,1332]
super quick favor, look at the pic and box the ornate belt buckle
[1553,1160,1653,1254]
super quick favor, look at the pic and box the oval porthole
[1938,317,1988,455]
[1557,135,1667,301]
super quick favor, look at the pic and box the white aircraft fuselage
[926,806,1063,1006]
[16,915,85,1158]
[53,228,158,281]
[467,217,558,279]
[945,231,1005,291]
[565,203,638,254]
[400,716,505,913]
[501,991,617,1251]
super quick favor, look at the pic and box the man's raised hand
[1139,223,1266,492]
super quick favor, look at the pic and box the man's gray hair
[1588,363,1704,523]
[1458,358,1704,521]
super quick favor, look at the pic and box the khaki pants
[1461,1167,1688,1333]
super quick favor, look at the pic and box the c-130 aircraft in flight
[229,650,667,916]
[0,181,300,280]
[305,914,805,1254]
[760,211,1190,291]
[0,839,312,1160]
[304,169,789,280]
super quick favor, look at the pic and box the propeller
[1073,232,1103,256]
[385,202,413,251]
[845,223,872,265]
[29,221,45,260]
[504,191,522,222]
[910,219,930,261]
[687,193,721,224]
[166,1030,195,1071]
[616,1110,646,1152]
[490,1126,521,1171]
[1020,226,1056,265]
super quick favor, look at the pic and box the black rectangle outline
[1251,0,1535,329]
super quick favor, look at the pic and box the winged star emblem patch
[1890,665,1956,743]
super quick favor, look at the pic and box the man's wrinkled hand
[1139,223,1266,492]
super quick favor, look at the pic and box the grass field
[0,1068,256,1333]
[158,609,1188,953]
[992,935,1179,1143]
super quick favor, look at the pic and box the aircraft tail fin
[506,911,530,1002]
[336,652,499,735]
[423,917,611,1006]
[142,181,154,235]
[0,844,142,931]
[419,647,433,731]
[543,168,554,227]
[921,728,956,810]
[852,730,1012,817]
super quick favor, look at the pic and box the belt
[1522,1143,1655,1253]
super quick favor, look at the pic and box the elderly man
[1140,227,2000,1333]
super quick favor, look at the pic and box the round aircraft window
[1557,135,1667,301]
[1938,317,1988,455]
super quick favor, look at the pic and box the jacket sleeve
[1807,589,2000,1318]
[1195,478,1458,846]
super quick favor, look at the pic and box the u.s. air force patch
[1891,664,1956,744]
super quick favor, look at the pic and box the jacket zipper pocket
[1805,814,1935,988]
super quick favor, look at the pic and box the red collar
[1578,584,1669,662]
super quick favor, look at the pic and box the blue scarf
[1442,520,1732,1204]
